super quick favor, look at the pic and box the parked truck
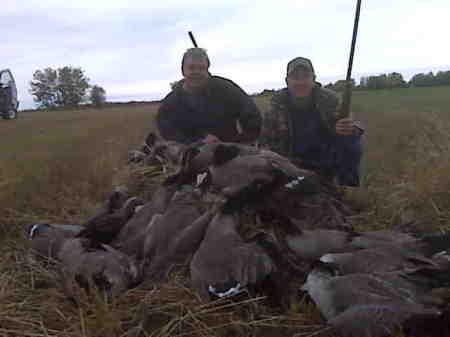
[0,69,19,120]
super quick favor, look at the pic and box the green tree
[366,74,388,89]
[359,76,368,88]
[170,80,182,90]
[386,72,406,88]
[434,71,450,86]
[330,79,355,92]
[410,72,435,87]
[30,66,90,109]
[29,68,58,108]
[56,66,90,107]
[90,85,106,108]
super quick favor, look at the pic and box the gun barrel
[340,0,362,119]
[188,31,198,48]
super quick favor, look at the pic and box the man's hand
[204,134,220,144]
[336,118,357,136]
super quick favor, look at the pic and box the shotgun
[339,0,362,119]
[188,31,198,48]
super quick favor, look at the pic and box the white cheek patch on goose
[433,251,447,257]
[285,176,305,189]
[154,154,168,174]
[143,144,152,153]
[134,205,145,214]
[29,224,41,239]
[155,154,165,164]
[127,263,139,280]
[319,254,335,263]
[208,283,242,298]
[196,172,208,187]
[129,151,144,161]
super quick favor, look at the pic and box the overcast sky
[2,0,449,109]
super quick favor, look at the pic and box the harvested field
[1,87,450,336]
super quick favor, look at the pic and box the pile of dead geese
[28,134,450,337]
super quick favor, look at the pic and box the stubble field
[0,86,449,336]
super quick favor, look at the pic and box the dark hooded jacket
[156,76,262,144]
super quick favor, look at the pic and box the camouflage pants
[334,134,363,187]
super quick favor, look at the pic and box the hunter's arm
[156,94,198,144]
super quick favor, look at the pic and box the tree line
[325,69,450,91]
[30,66,106,109]
[30,66,450,109]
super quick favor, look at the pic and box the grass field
[0,86,449,336]
[0,104,158,234]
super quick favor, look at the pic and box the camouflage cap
[286,57,315,77]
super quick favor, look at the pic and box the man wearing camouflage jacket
[261,57,363,186]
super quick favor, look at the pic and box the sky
[2,0,449,109]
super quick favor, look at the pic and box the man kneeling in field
[261,57,364,187]
[156,48,262,145]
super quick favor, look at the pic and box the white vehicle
[0,69,19,120]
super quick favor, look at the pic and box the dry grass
[0,242,325,337]
[0,104,158,237]
[347,87,450,231]
[1,86,450,336]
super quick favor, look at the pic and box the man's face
[286,67,315,98]
[183,56,209,90]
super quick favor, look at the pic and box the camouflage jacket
[260,86,340,158]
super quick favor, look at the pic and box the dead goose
[259,181,350,231]
[402,307,450,337]
[168,143,319,196]
[27,222,84,239]
[80,186,130,230]
[58,238,139,298]
[144,141,187,168]
[319,246,437,275]
[302,263,409,321]
[26,223,83,260]
[190,212,275,300]
[128,150,147,164]
[302,261,450,322]
[178,142,259,176]
[164,142,258,187]
[348,230,417,249]
[285,229,357,261]
[142,211,213,280]
[202,143,319,199]
[285,229,448,266]
[113,184,178,257]
[320,231,450,275]
[128,133,161,164]
[328,280,450,337]
[128,132,155,163]
[140,185,208,279]
[329,303,442,337]
[139,133,187,167]
[76,196,145,244]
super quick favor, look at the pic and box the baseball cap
[287,57,315,77]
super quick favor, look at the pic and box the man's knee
[336,135,364,187]
[338,135,363,162]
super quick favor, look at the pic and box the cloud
[2,0,449,109]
